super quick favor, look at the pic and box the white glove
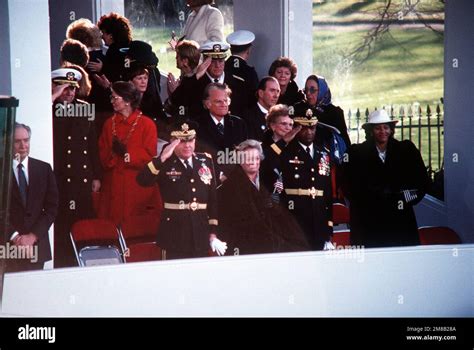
[323,241,336,250]
[210,237,228,256]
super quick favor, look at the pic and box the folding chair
[418,226,461,245]
[70,219,127,267]
[331,230,351,247]
[333,203,350,225]
[119,214,162,262]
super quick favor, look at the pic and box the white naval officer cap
[200,40,230,59]
[51,68,82,88]
[226,30,255,47]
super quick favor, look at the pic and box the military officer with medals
[136,120,227,259]
[280,109,334,250]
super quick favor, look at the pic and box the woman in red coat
[98,81,161,224]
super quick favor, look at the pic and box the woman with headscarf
[342,110,430,248]
[294,75,350,201]
[98,81,161,224]
[294,75,350,147]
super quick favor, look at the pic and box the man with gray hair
[6,123,58,272]
[217,139,308,255]
[196,82,247,182]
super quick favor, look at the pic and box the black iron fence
[346,103,444,174]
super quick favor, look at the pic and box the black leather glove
[112,137,127,157]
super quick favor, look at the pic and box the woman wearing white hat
[343,109,430,248]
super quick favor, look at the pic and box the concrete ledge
[2,245,472,317]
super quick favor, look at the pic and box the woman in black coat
[343,110,430,247]
[218,140,309,255]
[268,57,304,107]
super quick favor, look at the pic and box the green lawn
[312,0,444,23]
[313,27,444,111]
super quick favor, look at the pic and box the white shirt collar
[210,113,225,126]
[180,156,193,168]
[13,155,29,184]
[376,146,387,163]
[257,102,268,114]
[299,142,314,158]
[206,71,225,84]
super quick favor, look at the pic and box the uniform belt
[164,202,207,211]
[285,187,324,199]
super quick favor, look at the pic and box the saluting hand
[51,84,69,103]
[196,57,212,80]
[160,139,181,163]
[283,124,302,144]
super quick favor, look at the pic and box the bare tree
[344,0,444,64]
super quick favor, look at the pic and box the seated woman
[294,75,350,147]
[98,81,161,224]
[260,104,301,198]
[343,110,430,248]
[268,57,304,107]
[218,140,309,255]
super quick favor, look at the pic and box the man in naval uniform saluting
[51,67,102,267]
[136,120,227,259]
[280,109,334,251]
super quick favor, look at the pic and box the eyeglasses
[305,87,319,94]
[110,95,123,101]
[277,122,294,127]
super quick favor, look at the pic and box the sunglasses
[305,87,319,94]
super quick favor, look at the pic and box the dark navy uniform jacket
[280,139,333,250]
[137,152,218,254]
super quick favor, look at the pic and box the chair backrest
[333,203,350,225]
[71,219,120,242]
[70,219,126,267]
[418,226,461,245]
[78,246,124,266]
[120,214,160,240]
[331,230,351,247]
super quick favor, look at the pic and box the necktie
[18,163,28,206]
[306,146,312,158]
[217,122,224,136]
[214,79,219,83]
[184,159,192,174]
